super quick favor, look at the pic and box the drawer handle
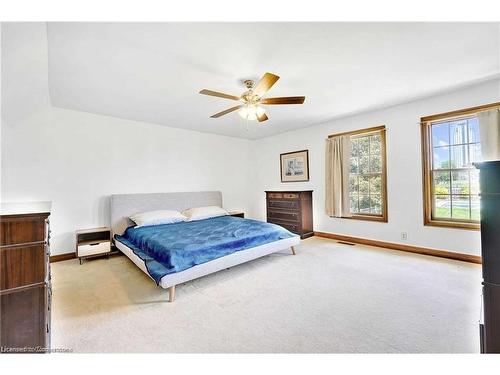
[89,243,100,246]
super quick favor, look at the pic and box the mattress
[114,216,299,284]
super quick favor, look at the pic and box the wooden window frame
[328,125,388,223]
[420,102,500,230]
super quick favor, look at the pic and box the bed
[110,191,300,302]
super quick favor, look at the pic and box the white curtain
[478,109,500,161]
[325,135,351,217]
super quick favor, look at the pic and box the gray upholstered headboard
[110,191,222,235]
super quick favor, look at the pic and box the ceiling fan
[199,72,305,123]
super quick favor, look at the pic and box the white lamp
[238,104,266,121]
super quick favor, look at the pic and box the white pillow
[182,206,228,222]
[129,210,187,227]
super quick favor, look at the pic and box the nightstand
[76,227,112,264]
[228,211,245,218]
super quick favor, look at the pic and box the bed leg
[291,246,296,255]
[168,285,176,302]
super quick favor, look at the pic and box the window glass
[348,131,385,217]
[428,116,481,223]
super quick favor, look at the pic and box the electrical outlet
[401,232,408,241]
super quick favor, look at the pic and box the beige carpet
[50,236,481,353]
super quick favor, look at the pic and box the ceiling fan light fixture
[238,104,265,121]
[199,72,305,123]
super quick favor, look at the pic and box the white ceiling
[46,22,500,139]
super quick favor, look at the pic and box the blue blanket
[115,216,297,284]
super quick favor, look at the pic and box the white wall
[1,23,251,254]
[2,23,499,257]
[248,79,500,255]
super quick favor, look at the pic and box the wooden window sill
[329,214,388,223]
[424,219,480,231]
[349,214,388,223]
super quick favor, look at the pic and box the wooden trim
[348,214,388,222]
[423,219,479,230]
[314,231,482,264]
[50,252,76,263]
[381,128,389,222]
[421,102,500,123]
[420,105,491,230]
[330,125,388,222]
[328,125,386,139]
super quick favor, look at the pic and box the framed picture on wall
[280,149,309,182]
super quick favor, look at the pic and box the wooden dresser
[265,191,313,239]
[475,161,500,353]
[0,202,52,353]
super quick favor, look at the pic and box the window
[327,126,387,222]
[421,102,499,229]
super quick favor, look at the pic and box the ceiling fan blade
[253,72,280,98]
[257,113,269,123]
[210,105,242,118]
[261,96,305,105]
[199,89,241,101]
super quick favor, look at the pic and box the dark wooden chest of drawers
[0,202,51,353]
[475,161,500,353]
[266,191,313,239]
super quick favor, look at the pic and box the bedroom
[1,1,500,372]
